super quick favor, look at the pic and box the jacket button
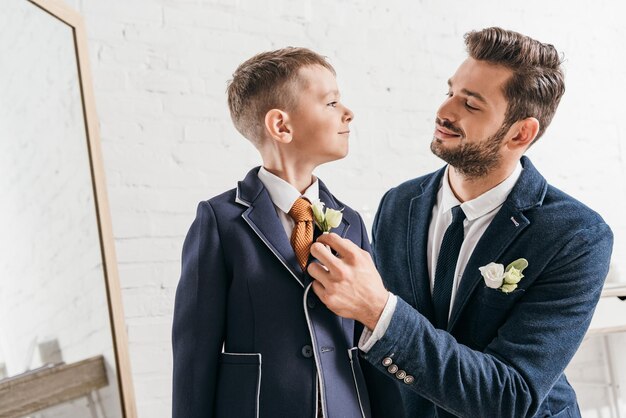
[387,364,399,374]
[301,345,313,358]
[395,370,407,379]
[307,297,317,309]
[382,357,393,367]
[403,375,415,384]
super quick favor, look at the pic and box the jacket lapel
[301,179,351,286]
[406,167,446,323]
[318,179,350,239]
[447,156,548,331]
[236,167,305,287]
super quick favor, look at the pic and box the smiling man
[307,27,613,418]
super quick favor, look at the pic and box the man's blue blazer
[363,157,613,418]
[172,167,372,418]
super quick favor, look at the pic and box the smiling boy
[172,47,372,418]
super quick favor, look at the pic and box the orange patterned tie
[288,197,314,271]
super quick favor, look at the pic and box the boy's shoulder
[192,188,241,223]
[200,167,261,213]
[202,188,238,209]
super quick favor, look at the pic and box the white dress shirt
[359,162,523,352]
[257,166,319,237]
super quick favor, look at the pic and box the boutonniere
[311,200,343,233]
[479,258,528,294]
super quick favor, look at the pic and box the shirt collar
[257,166,319,214]
[440,161,523,221]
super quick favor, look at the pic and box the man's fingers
[307,261,331,284]
[311,279,326,301]
[315,232,359,259]
[309,242,342,272]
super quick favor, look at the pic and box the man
[307,27,613,418]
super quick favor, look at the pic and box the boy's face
[431,58,514,177]
[286,65,353,164]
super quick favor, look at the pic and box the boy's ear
[264,109,293,144]
[507,117,539,150]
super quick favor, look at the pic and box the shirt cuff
[358,292,398,353]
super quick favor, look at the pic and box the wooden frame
[0,356,109,417]
[24,0,137,416]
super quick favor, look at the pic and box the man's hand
[307,233,389,330]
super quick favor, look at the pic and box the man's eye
[465,102,479,111]
[327,101,338,107]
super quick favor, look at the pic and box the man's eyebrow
[447,79,488,105]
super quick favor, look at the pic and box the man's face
[431,58,513,178]
[287,65,354,165]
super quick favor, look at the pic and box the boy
[172,47,372,418]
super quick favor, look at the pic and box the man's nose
[436,98,459,124]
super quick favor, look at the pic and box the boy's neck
[262,162,316,195]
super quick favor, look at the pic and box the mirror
[0,0,136,416]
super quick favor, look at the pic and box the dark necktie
[432,205,466,330]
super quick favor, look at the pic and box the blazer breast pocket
[215,352,262,418]
[472,286,525,348]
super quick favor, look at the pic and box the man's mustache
[436,118,464,137]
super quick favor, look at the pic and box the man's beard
[430,122,510,179]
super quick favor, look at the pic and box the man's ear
[508,117,539,150]
[264,109,292,144]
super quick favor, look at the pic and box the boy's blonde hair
[227,47,335,145]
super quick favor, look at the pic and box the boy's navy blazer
[364,157,613,418]
[172,167,372,418]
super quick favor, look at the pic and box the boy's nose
[343,106,354,123]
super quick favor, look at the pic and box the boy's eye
[445,91,452,97]
[327,101,338,108]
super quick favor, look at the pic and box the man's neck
[447,160,519,202]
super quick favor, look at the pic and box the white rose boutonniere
[479,258,528,294]
[311,200,343,233]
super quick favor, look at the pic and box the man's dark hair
[465,27,565,143]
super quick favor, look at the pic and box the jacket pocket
[348,347,372,418]
[215,352,262,418]
[472,287,525,347]
[550,406,573,417]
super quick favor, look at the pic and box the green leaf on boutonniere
[506,258,528,273]
[500,258,529,291]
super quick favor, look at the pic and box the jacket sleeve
[353,211,373,343]
[358,202,407,418]
[358,211,372,255]
[172,201,229,418]
[363,220,613,418]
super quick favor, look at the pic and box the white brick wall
[53,0,626,416]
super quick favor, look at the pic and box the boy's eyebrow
[447,79,488,105]
[323,90,340,98]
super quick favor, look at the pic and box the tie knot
[451,205,466,223]
[289,197,313,222]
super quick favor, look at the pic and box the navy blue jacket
[363,157,613,418]
[172,167,372,418]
